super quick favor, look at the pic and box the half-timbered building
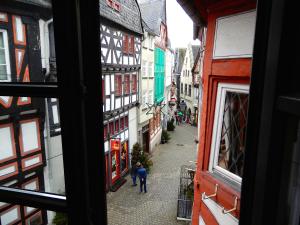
[177,0,256,224]
[100,0,143,191]
[0,1,53,224]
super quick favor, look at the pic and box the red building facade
[177,0,256,224]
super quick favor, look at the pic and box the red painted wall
[192,1,256,224]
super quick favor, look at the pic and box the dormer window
[114,2,121,11]
[106,0,113,8]
[107,0,121,12]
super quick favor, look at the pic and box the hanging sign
[110,139,120,151]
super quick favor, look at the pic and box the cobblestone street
[107,124,198,225]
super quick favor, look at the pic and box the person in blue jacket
[136,162,147,193]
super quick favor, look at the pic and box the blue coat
[137,167,147,179]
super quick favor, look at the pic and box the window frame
[0,0,107,224]
[124,74,130,95]
[0,29,11,82]
[208,82,249,185]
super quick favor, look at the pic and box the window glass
[209,83,249,183]
[0,30,10,81]
[142,60,147,77]
[115,75,122,96]
[131,74,137,93]
[124,74,130,94]
[148,62,153,77]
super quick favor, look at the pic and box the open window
[209,83,249,185]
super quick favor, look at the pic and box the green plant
[131,142,153,172]
[184,183,194,200]
[53,212,68,225]
[161,130,171,143]
[167,119,175,131]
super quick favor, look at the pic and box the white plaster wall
[44,134,65,224]
[129,107,138,154]
[150,128,162,153]
[213,10,256,59]
[139,32,155,126]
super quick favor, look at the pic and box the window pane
[218,91,249,177]
[0,33,4,48]
[0,202,64,225]
[0,6,57,83]
[0,97,65,195]
[0,65,7,80]
[0,49,6,64]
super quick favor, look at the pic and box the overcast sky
[166,0,200,48]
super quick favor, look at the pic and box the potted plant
[161,130,171,144]
[167,119,175,131]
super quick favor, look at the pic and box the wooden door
[110,139,120,184]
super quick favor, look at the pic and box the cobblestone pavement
[107,123,198,225]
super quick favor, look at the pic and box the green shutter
[154,48,165,104]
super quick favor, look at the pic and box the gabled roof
[191,45,200,63]
[138,0,166,36]
[100,0,143,35]
[174,48,186,74]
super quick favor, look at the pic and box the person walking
[136,162,147,193]
[130,163,137,186]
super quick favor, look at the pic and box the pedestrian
[130,162,137,186]
[175,111,179,125]
[136,162,147,193]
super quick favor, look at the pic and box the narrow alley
[107,124,198,225]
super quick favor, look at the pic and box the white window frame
[142,60,147,77]
[148,62,153,77]
[208,82,249,185]
[0,29,11,82]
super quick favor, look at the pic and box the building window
[129,36,134,54]
[142,60,147,77]
[184,84,187,95]
[131,74,137,93]
[188,85,191,97]
[109,122,114,136]
[209,83,249,185]
[124,74,130,94]
[125,116,128,128]
[120,117,124,130]
[148,62,153,77]
[113,1,121,11]
[0,29,11,81]
[181,83,183,94]
[115,120,119,134]
[106,0,113,7]
[142,90,147,108]
[115,75,122,96]
[123,34,128,53]
[123,34,134,54]
[148,90,153,104]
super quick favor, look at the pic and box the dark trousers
[132,175,136,185]
[139,177,147,192]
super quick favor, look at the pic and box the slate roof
[138,0,166,36]
[174,48,186,74]
[100,0,143,35]
[191,45,200,63]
